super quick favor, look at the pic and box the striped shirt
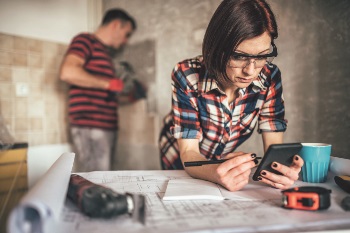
[66,33,119,130]
[161,56,287,167]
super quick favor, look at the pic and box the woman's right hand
[178,139,257,192]
[213,152,258,191]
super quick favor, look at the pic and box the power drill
[67,174,146,224]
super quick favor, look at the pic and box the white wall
[0,0,95,44]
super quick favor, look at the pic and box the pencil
[184,157,262,167]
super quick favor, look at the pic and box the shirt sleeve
[258,66,288,133]
[66,34,91,61]
[170,63,203,140]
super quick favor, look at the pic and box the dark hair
[102,8,137,30]
[202,0,278,81]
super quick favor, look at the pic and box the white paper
[7,161,350,233]
[50,170,350,233]
[8,152,75,233]
[162,178,224,201]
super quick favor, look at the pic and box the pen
[184,157,262,167]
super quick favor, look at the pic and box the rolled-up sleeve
[258,67,288,133]
[170,64,203,140]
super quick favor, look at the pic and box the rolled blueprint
[8,152,75,233]
[329,156,350,176]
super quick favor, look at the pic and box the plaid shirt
[160,56,287,169]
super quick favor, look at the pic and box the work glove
[106,79,124,102]
[108,79,124,92]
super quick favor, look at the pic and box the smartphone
[252,143,302,181]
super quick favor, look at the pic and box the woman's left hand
[257,154,304,190]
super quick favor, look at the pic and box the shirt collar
[252,73,268,92]
[198,71,225,95]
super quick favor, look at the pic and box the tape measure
[281,186,331,211]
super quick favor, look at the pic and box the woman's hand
[213,152,258,191]
[257,155,304,190]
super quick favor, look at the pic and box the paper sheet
[163,178,224,200]
[8,152,75,233]
[7,156,350,233]
[51,170,350,233]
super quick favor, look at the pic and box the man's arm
[59,53,110,89]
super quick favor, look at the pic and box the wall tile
[44,101,58,117]
[0,51,13,66]
[14,117,29,131]
[29,83,43,98]
[14,98,28,117]
[43,86,60,103]
[28,53,43,68]
[0,66,11,81]
[43,71,55,84]
[12,67,28,82]
[0,82,13,98]
[27,38,43,53]
[14,36,27,51]
[43,55,61,72]
[1,33,68,146]
[28,133,44,146]
[28,97,44,117]
[12,53,28,66]
[0,99,13,118]
[29,117,43,131]
[58,44,68,56]
[29,69,45,83]
[0,34,14,50]
[42,41,59,57]
[45,117,60,132]
[45,132,59,144]
[60,129,68,143]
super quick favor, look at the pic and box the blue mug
[300,143,332,183]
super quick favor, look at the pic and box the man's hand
[108,79,124,92]
[257,155,304,190]
[213,152,258,191]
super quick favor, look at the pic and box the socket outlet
[16,83,30,97]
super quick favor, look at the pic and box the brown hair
[102,8,137,30]
[202,0,278,81]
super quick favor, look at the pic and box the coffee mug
[299,143,332,183]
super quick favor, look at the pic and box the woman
[159,0,303,191]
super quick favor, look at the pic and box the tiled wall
[0,33,69,146]
[0,32,160,169]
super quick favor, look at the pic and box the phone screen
[252,143,302,181]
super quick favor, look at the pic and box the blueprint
[7,153,350,233]
[52,170,350,233]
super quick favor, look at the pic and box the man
[60,9,136,172]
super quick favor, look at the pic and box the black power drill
[67,174,146,224]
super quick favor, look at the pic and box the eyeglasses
[229,43,278,68]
